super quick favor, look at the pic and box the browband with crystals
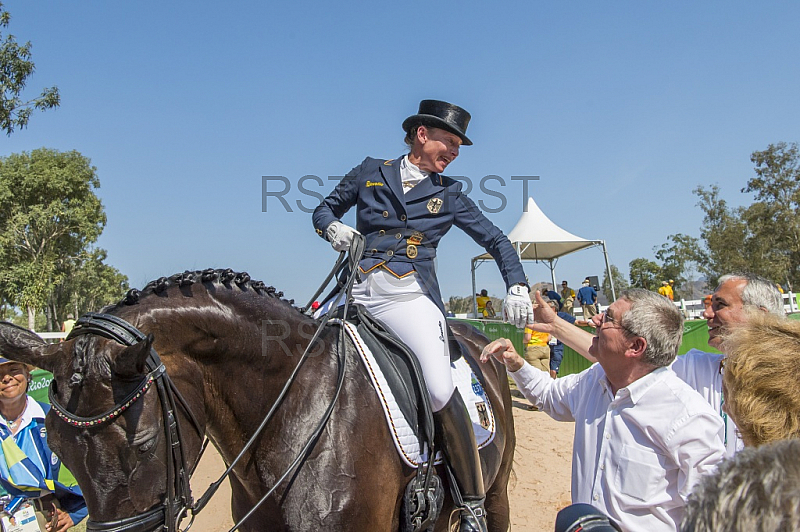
[48,364,166,428]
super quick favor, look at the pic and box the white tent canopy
[471,197,615,315]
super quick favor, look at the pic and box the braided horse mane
[108,268,301,311]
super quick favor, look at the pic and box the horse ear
[112,333,154,378]
[0,321,62,372]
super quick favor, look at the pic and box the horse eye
[138,437,157,455]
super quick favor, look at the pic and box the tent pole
[601,241,616,301]
[550,259,557,290]
[471,258,478,318]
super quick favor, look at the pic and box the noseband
[53,313,202,532]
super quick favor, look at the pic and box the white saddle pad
[334,319,496,468]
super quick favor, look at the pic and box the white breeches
[351,269,454,412]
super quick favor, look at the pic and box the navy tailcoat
[313,156,527,316]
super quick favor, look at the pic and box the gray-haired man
[482,289,725,532]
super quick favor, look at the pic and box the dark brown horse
[0,269,515,531]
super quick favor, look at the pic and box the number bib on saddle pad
[333,319,496,468]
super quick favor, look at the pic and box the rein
[54,238,365,532]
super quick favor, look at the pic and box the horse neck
[115,290,327,452]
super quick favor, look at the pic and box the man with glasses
[542,273,785,458]
[481,289,725,532]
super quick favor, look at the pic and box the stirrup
[455,501,487,532]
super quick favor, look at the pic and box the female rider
[313,100,532,532]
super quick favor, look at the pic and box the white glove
[326,221,360,252]
[504,284,533,330]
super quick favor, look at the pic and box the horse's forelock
[68,335,112,384]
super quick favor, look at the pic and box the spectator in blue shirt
[544,299,591,378]
[576,279,598,319]
[541,287,563,310]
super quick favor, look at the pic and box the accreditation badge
[1,502,41,532]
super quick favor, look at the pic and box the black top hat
[402,100,473,146]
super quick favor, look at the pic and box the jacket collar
[379,157,405,202]
[380,155,448,203]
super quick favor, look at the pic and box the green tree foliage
[0,148,107,329]
[654,233,705,299]
[0,2,60,135]
[600,264,628,302]
[692,184,752,287]
[743,142,800,287]
[48,248,128,331]
[690,142,800,289]
[628,258,661,290]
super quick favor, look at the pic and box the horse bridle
[53,313,203,532]
[49,241,366,532]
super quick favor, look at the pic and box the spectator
[483,299,497,319]
[669,279,676,300]
[544,298,589,379]
[544,273,785,457]
[658,281,670,298]
[481,289,725,532]
[576,279,597,319]
[522,320,550,373]
[702,294,712,313]
[60,313,75,338]
[721,312,800,447]
[681,439,800,531]
[560,281,575,315]
[541,287,563,310]
[0,356,87,531]
[476,289,490,318]
[672,273,784,456]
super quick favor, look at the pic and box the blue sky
[4,1,799,304]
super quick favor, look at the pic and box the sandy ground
[188,391,574,532]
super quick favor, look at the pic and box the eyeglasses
[599,310,636,335]
[600,310,617,325]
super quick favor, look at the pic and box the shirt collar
[620,366,669,405]
[0,395,45,432]
[401,155,431,185]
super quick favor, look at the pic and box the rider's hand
[503,284,533,330]
[326,221,360,252]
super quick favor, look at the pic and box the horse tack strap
[58,312,197,532]
[49,365,165,427]
[86,506,166,532]
[68,312,147,345]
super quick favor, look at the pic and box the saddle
[330,304,491,532]
[331,303,436,449]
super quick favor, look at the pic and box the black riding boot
[433,392,488,532]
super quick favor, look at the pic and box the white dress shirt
[671,348,744,457]
[400,155,430,192]
[511,362,725,532]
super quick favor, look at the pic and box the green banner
[28,368,53,404]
